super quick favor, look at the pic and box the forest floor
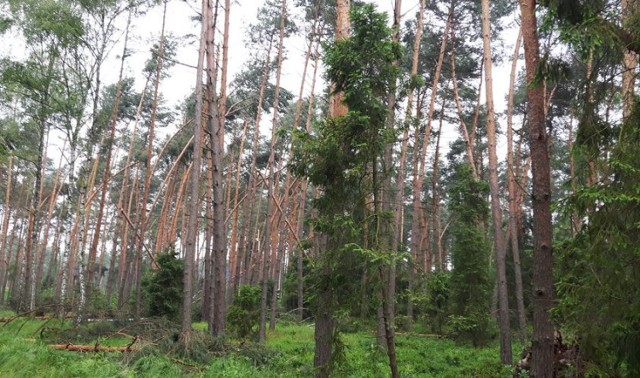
[0,310,518,377]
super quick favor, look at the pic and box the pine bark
[182,0,207,334]
[481,0,511,364]
[519,0,555,376]
[206,0,227,337]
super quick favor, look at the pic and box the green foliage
[0,318,519,377]
[446,164,492,347]
[227,285,262,339]
[280,255,311,318]
[555,101,640,376]
[417,271,450,334]
[141,247,183,321]
[291,6,402,374]
[324,3,401,122]
[15,0,85,47]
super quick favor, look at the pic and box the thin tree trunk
[568,116,580,235]
[114,71,150,308]
[259,0,287,342]
[47,211,64,293]
[35,160,63,304]
[87,10,132,291]
[506,27,527,344]
[136,0,168,319]
[0,156,13,304]
[24,51,56,311]
[10,220,26,305]
[431,105,443,271]
[519,0,555,375]
[294,36,322,321]
[227,120,249,302]
[182,0,207,335]
[23,129,45,312]
[271,0,322,326]
[75,145,103,323]
[376,1,401,361]
[409,7,452,279]
[402,0,425,330]
[481,0,511,363]
[118,172,139,309]
[449,31,478,178]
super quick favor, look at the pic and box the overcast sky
[130,0,424,109]
[1,0,519,160]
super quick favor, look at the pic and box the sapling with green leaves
[292,4,401,377]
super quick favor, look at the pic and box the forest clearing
[1,0,639,376]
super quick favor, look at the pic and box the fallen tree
[48,344,140,353]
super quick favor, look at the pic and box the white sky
[1,0,520,162]
[124,0,520,152]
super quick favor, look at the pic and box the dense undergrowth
[0,311,515,377]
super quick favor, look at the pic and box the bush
[448,313,491,347]
[226,285,261,339]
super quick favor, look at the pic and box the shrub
[226,285,261,339]
[142,246,183,321]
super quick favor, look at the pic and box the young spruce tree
[447,164,492,347]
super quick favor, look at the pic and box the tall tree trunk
[520,0,554,375]
[259,0,287,342]
[376,1,401,364]
[402,0,425,330]
[206,0,227,337]
[481,0,512,364]
[182,0,207,335]
[506,27,527,344]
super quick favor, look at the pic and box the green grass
[0,315,517,377]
